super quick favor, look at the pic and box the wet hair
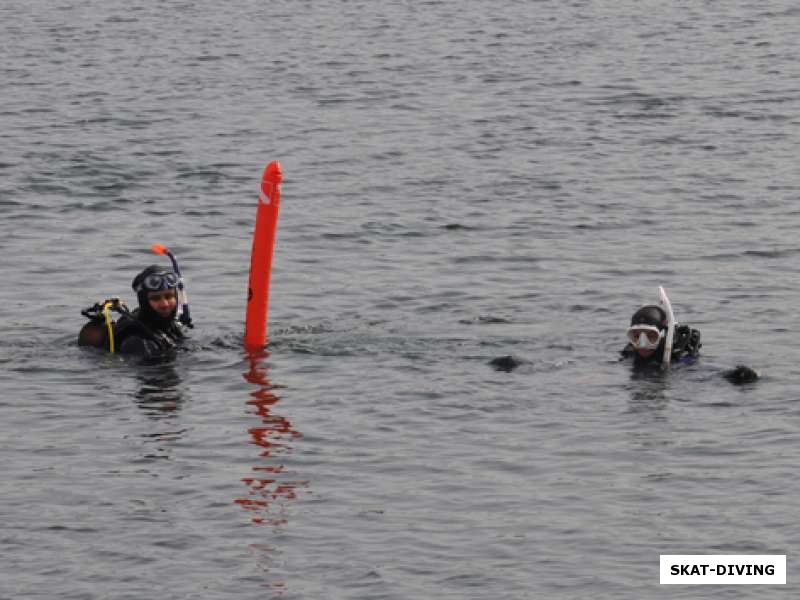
[630,305,667,330]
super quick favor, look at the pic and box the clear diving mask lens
[626,324,664,350]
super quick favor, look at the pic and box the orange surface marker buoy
[244,160,283,349]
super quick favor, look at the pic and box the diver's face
[627,325,663,359]
[147,289,177,318]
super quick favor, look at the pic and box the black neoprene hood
[630,305,667,329]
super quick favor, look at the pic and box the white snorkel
[658,286,676,369]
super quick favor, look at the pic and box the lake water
[2,1,800,598]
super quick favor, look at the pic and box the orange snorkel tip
[147,242,192,327]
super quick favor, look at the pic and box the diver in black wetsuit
[620,304,701,369]
[78,265,187,359]
[619,301,759,383]
[115,265,186,356]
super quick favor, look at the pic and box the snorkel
[658,286,675,369]
[151,244,193,328]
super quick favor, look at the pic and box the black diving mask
[135,271,179,293]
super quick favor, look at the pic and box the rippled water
[3,1,800,598]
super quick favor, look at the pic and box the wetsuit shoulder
[113,312,145,345]
[115,312,183,358]
[118,334,163,357]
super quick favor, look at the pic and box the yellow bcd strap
[100,298,127,354]
[102,301,116,353]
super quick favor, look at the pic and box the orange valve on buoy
[244,160,283,349]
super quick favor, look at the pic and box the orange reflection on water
[235,349,306,529]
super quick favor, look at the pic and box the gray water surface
[3,1,800,598]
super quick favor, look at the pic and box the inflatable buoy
[244,160,283,350]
